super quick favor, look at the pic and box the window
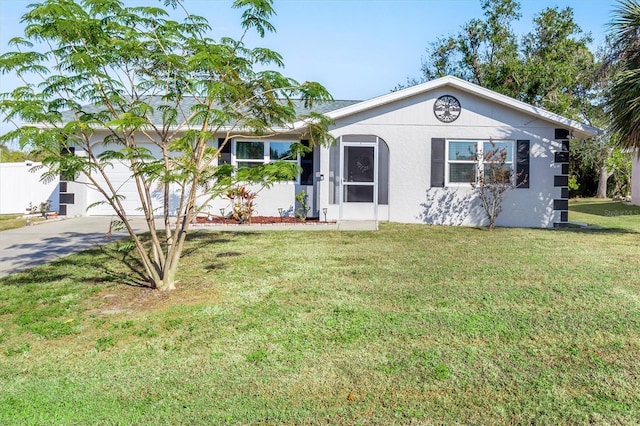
[481,141,513,183]
[269,142,295,161]
[218,138,231,164]
[236,141,265,169]
[448,141,477,183]
[446,140,514,185]
[234,140,301,179]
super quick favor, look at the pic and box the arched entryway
[329,135,389,221]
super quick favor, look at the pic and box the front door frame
[339,141,378,221]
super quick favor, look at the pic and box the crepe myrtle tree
[0,0,334,290]
[471,141,526,230]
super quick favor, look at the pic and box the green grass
[0,214,48,231]
[570,198,640,232]
[1,203,639,424]
[0,214,40,231]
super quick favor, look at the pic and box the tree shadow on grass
[182,231,264,271]
[556,225,640,235]
[0,244,148,288]
[181,232,235,256]
[0,231,249,288]
[90,232,247,287]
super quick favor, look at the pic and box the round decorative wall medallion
[433,95,461,123]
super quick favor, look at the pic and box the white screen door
[340,143,377,220]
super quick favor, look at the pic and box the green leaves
[418,0,521,91]
[298,81,333,108]
[233,0,277,37]
[298,112,335,148]
[236,161,301,185]
[520,6,595,119]
[0,50,49,77]
[0,0,333,290]
[607,1,640,150]
[414,0,596,119]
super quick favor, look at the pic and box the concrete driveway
[0,216,144,278]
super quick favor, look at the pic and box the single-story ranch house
[57,75,598,228]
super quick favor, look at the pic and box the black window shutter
[300,139,314,185]
[516,140,530,188]
[218,137,231,164]
[431,138,445,187]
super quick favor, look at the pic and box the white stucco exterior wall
[320,87,565,228]
[69,132,303,218]
[632,154,640,206]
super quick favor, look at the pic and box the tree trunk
[160,273,177,291]
[158,250,181,291]
[596,166,611,198]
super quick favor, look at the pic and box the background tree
[571,132,615,198]
[606,146,633,198]
[407,0,522,97]
[572,137,632,199]
[413,0,595,118]
[0,0,333,291]
[519,6,595,119]
[403,0,613,197]
[0,142,45,162]
[0,143,28,162]
[570,36,634,199]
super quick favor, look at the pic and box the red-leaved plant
[226,186,256,224]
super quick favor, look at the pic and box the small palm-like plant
[607,0,640,150]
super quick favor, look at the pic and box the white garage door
[86,161,180,216]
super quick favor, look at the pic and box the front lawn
[0,214,45,231]
[0,203,639,424]
[570,198,640,232]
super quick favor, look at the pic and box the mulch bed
[194,216,324,225]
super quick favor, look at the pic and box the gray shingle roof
[62,96,361,127]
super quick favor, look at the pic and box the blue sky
[0,0,618,137]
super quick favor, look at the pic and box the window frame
[445,139,515,186]
[232,139,301,182]
[235,140,266,170]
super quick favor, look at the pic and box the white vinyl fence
[0,162,60,215]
